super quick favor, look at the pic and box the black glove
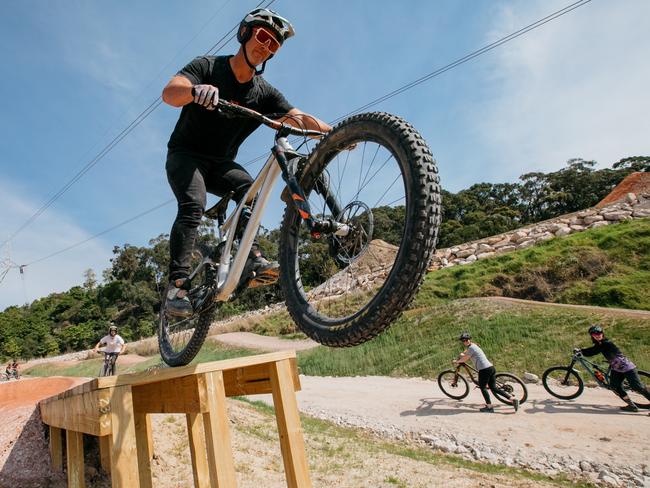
[192,84,219,110]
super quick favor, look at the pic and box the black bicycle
[542,350,650,408]
[158,100,441,366]
[99,352,119,377]
[438,362,528,405]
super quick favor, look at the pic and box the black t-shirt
[167,55,293,160]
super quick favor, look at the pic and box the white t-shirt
[100,334,125,353]
[466,344,493,371]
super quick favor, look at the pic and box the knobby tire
[437,370,470,400]
[542,366,584,400]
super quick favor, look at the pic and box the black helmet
[458,332,471,341]
[237,8,295,46]
[588,324,603,335]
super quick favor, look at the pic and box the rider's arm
[162,75,194,107]
[580,343,602,357]
[454,349,470,365]
[279,108,332,134]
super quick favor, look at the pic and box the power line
[242,0,593,168]
[9,0,589,273]
[0,0,274,249]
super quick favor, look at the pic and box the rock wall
[429,192,650,270]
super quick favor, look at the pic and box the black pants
[478,366,510,404]
[610,368,650,400]
[166,151,254,281]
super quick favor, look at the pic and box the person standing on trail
[161,8,332,318]
[578,324,650,413]
[454,332,519,413]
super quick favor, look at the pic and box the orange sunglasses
[253,27,281,53]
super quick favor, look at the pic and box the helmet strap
[242,46,266,75]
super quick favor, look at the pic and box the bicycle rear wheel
[279,112,441,347]
[493,373,528,405]
[158,259,217,366]
[542,366,584,400]
[626,370,650,409]
[437,370,470,400]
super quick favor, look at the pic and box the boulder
[493,238,512,248]
[590,221,609,228]
[583,214,604,224]
[517,239,536,248]
[476,251,495,260]
[554,227,572,237]
[602,210,632,221]
[496,245,517,253]
[454,248,474,258]
[523,372,539,384]
[477,243,493,253]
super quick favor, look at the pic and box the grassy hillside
[416,218,650,309]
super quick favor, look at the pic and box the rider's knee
[176,200,204,226]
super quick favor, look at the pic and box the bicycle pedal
[249,270,279,288]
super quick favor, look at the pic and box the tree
[83,268,97,290]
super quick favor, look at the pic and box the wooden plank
[132,375,203,413]
[95,351,296,389]
[187,413,211,488]
[135,413,153,488]
[99,435,111,474]
[270,359,312,488]
[66,430,86,488]
[222,361,301,397]
[49,426,63,471]
[40,389,110,436]
[109,386,141,488]
[202,371,237,488]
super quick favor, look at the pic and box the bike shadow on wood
[523,398,637,416]
[400,398,515,417]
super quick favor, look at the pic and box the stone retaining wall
[429,192,650,270]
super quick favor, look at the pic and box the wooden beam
[270,359,312,488]
[49,426,63,471]
[201,371,237,488]
[66,430,85,488]
[132,375,203,414]
[135,413,153,488]
[99,435,111,474]
[109,386,141,488]
[187,413,211,488]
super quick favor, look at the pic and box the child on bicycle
[161,8,332,317]
[454,333,519,413]
[579,324,650,413]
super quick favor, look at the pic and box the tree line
[0,157,647,361]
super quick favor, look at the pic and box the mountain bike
[158,100,441,366]
[1,369,19,381]
[437,362,528,404]
[99,352,119,377]
[542,350,650,408]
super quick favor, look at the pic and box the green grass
[297,300,649,378]
[415,218,650,309]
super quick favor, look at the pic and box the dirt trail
[209,332,318,351]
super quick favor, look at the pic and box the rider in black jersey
[161,9,331,317]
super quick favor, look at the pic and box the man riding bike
[93,325,126,375]
[579,324,650,413]
[454,332,519,413]
[161,8,332,317]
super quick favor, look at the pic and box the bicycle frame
[454,363,479,385]
[569,353,611,388]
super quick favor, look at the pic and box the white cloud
[474,0,650,179]
[0,179,113,311]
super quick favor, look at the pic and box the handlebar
[216,100,325,138]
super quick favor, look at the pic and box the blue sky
[1,0,648,310]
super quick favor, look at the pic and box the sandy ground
[253,375,649,471]
[209,332,319,352]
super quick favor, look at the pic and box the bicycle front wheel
[279,112,441,347]
[626,370,650,409]
[542,366,584,400]
[493,373,528,405]
[437,370,470,400]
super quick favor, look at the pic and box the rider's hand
[573,347,582,354]
[192,84,219,110]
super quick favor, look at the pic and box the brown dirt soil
[597,172,650,207]
[208,332,318,352]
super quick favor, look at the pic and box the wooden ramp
[39,351,311,488]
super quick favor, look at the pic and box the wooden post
[135,413,153,488]
[66,430,85,488]
[99,435,111,473]
[201,371,237,488]
[270,359,312,488]
[49,426,63,471]
[109,386,141,488]
[187,413,211,488]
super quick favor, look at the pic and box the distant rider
[578,324,650,413]
[93,325,126,374]
[454,333,519,413]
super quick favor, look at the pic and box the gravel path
[254,375,650,486]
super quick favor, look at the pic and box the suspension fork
[273,138,348,239]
